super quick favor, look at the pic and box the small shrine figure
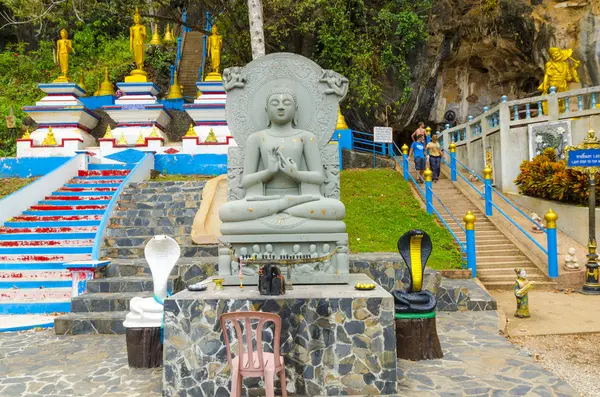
[514,268,535,318]
[292,244,302,259]
[149,24,161,45]
[21,128,31,140]
[103,125,113,139]
[55,28,74,83]
[163,24,174,43]
[264,244,274,260]
[205,128,218,143]
[531,213,545,234]
[117,132,128,146]
[205,25,223,81]
[184,123,197,137]
[564,248,580,270]
[321,243,332,273]
[149,124,159,138]
[251,244,262,260]
[42,127,57,146]
[136,131,145,145]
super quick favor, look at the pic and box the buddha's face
[60,30,67,39]
[267,93,296,126]
[212,25,218,35]
[134,14,141,25]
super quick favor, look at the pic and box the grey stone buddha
[217,52,350,285]
[219,86,346,235]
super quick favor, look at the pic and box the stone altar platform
[163,273,397,396]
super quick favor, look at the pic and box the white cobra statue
[123,235,181,328]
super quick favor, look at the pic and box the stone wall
[341,149,396,170]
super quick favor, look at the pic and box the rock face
[378,0,600,136]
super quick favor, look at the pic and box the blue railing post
[484,166,493,216]
[176,37,182,69]
[170,65,175,85]
[545,209,559,278]
[401,144,409,181]
[449,143,457,182]
[337,133,343,171]
[464,211,476,278]
[425,168,433,214]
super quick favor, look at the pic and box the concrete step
[0,287,71,301]
[478,255,528,263]
[86,276,178,293]
[483,280,556,291]
[79,170,130,177]
[0,226,98,234]
[54,311,127,335]
[477,266,540,275]
[0,239,94,247]
[70,291,152,312]
[477,273,548,282]
[0,269,70,280]
[477,262,538,269]
[0,253,92,263]
[476,248,523,256]
[88,164,134,170]
[101,245,218,259]
[105,257,215,278]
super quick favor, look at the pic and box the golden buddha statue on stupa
[125,7,148,82]
[539,47,581,113]
[42,127,58,146]
[205,25,223,82]
[54,29,74,83]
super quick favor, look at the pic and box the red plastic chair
[220,311,288,397]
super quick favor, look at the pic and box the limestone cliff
[374,0,600,137]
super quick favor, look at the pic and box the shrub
[514,148,597,205]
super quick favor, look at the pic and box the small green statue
[514,268,535,318]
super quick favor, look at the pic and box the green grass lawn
[342,169,462,269]
[0,178,36,200]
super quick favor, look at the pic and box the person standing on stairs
[411,122,426,142]
[427,133,442,182]
[409,134,426,182]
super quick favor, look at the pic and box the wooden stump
[395,314,443,361]
[125,327,163,368]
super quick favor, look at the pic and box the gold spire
[136,131,145,145]
[205,128,218,143]
[150,23,161,45]
[164,23,174,43]
[21,128,31,140]
[78,73,87,95]
[42,126,57,146]
[166,72,183,99]
[149,124,159,138]
[97,68,115,96]
[336,106,349,130]
[184,123,197,137]
[103,125,113,139]
[117,132,127,146]
[93,81,101,96]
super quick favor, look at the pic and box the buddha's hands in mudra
[278,154,299,181]
[266,147,280,177]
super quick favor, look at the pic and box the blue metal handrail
[492,189,546,231]
[431,189,466,234]
[405,159,426,197]
[441,157,484,198]
[490,201,548,255]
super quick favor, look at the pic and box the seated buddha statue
[219,86,346,235]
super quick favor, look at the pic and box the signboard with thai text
[374,126,393,143]
[566,149,600,168]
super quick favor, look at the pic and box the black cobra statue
[392,230,437,313]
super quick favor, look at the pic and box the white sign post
[373,126,393,143]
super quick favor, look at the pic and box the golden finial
[136,131,145,145]
[463,211,476,231]
[149,124,159,138]
[205,128,218,143]
[449,143,456,153]
[401,144,409,155]
[336,106,349,130]
[426,126,432,134]
[483,167,493,180]
[150,24,161,45]
[78,74,87,95]
[103,125,113,139]
[166,72,183,99]
[164,23,174,42]
[544,209,558,229]
[97,67,115,96]
[42,126,57,146]
[185,123,197,137]
[134,6,141,19]
[21,128,31,140]
[117,132,127,146]
[424,167,432,182]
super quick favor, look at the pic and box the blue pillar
[484,167,493,216]
[449,143,457,182]
[170,65,175,85]
[401,144,409,181]
[464,211,476,278]
[545,209,559,278]
[425,168,433,214]
[336,128,352,151]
